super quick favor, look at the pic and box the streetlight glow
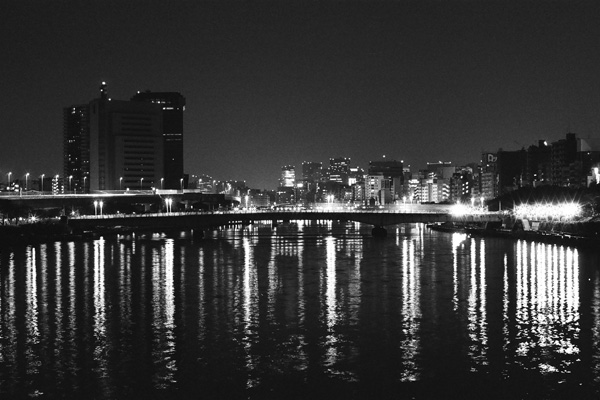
[25,173,29,191]
[140,177,144,190]
[120,177,123,191]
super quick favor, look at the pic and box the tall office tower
[131,91,186,189]
[89,82,164,190]
[328,157,350,184]
[280,165,295,187]
[63,104,90,192]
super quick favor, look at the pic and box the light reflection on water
[0,222,599,398]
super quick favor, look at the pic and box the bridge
[0,193,502,237]
[66,205,502,237]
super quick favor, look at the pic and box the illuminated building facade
[131,91,185,189]
[277,165,296,204]
[280,165,295,187]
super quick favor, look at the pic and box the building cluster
[271,133,600,207]
[62,82,186,192]
[4,81,600,209]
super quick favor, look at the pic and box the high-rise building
[328,157,351,184]
[131,91,186,189]
[280,165,295,187]
[302,161,322,184]
[89,82,164,191]
[63,104,90,192]
[64,83,177,191]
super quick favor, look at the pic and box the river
[0,221,599,399]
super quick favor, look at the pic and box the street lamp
[165,198,172,213]
[120,177,123,191]
[160,178,164,190]
[99,200,103,216]
[7,171,12,189]
[83,176,87,193]
[69,175,73,193]
[480,196,485,208]
[40,174,45,194]
[94,200,98,216]
[180,178,184,191]
[25,173,29,191]
[140,177,144,190]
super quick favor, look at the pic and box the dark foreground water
[1,221,600,399]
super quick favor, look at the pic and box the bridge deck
[67,209,502,231]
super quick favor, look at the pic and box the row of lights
[5,172,184,192]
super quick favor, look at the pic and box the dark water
[1,221,600,399]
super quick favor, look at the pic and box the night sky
[3,1,600,189]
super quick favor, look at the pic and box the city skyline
[3,1,600,190]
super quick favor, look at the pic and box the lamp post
[41,174,45,194]
[83,176,87,193]
[480,196,485,208]
[25,173,29,191]
[180,178,184,191]
[99,200,103,216]
[7,171,12,189]
[69,175,73,193]
[160,178,164,190]
[120,177,123,191]
[94,200,98,216]
[140,177,144,190]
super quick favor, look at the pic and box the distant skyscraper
[328,157,350,184]
[302,161,322,183]
[63,104,90,192]
[131,91,186,189]
[280,165,295,187]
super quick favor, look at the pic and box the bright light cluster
[450,203,475,216]
[513,202,581,221]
